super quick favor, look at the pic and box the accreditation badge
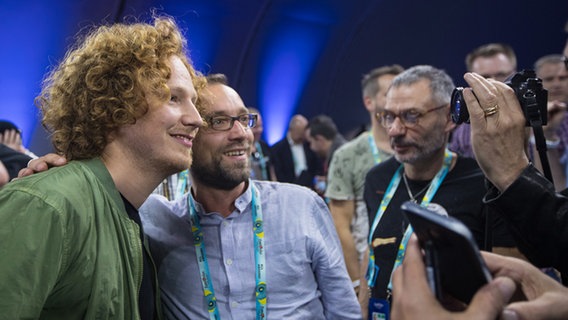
[368,297,389,320]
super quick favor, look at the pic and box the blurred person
[248,107,276,181]
[391,235,568,320]
[140,75,361,319]
[0,16,203,319]
[325,65,401,299]
[0,161,8,187]
[0,120,37,158]
[449,43,517,158]
[271,114,322,188]
[306,114,346,195]
[361,65,517,320]
[533,54,568,190]
[0,143,32,181]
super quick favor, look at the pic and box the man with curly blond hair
[0,16,203,319]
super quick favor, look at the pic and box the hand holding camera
[459,72,531,191]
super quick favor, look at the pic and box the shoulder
[366,157,399,179]
[270,138,288,150]
[254,180,325,209]
[450,156,483,177]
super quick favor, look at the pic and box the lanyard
[176,169,189,200]
[187,181,267,320]
[366,149,453,290]
[367,131,383,164]
[254,141,269,180]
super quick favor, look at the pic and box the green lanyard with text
[366,149,453,292]
[188,181,267,320]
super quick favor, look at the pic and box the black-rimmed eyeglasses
[205,113,258,131]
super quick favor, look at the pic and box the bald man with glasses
[359,65,518,320]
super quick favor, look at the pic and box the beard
[190,148,251,191]
[391,131,447,164]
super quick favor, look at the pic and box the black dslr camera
[450,70,548,126]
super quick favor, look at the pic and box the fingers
[392,236,434,299]
[505,291,568,320]
[16,154,67,178]
[0,129,23,151]
[464,277,516,319]
[392,235,441,319]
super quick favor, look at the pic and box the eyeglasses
[205,113,258,131]
[376,104,447,128]
[562,55,568,71]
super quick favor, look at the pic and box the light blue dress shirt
[140,180,361,319]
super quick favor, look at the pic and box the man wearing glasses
[359,65,517,320]
[139,74,361,319]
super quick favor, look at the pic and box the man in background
[362,65,517,320]
[325,65,401,299]
[249,107,276,181]
[533,54,568,190]
[449,43,517,158]
[306,114,346,195]
[271,114,322,188]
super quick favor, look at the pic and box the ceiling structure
[2,0,567,153]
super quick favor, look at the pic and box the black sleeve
[0,144,32,180]
[485,164,568,276]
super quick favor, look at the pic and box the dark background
[2,0,567,155]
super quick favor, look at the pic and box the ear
[363,96,374,113]
[444,109,456,133]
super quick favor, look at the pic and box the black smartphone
[401,201,492,304]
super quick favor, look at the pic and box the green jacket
[0,158,161,319]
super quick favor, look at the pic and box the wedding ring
[483,104,499,117]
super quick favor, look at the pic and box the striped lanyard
[187,181,267,320]
[366,149,453,290]
[367,131,383,164]
[255,141,269,180]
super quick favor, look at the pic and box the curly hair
[36,16,205,160]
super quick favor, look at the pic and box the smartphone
[401,201,492,304]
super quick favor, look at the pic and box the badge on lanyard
[368,297,389,320]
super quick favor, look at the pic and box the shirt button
[226,258,233,265]
[231,301,239,308]
[223,221,229,227]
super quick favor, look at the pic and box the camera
[450,70,548,126]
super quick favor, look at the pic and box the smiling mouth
[225,150,247,156]
[172,134,194,147]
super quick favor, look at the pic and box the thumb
[464,277,516,318]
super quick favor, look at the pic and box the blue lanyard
[188,181,267,320]
[176,169,189,200]
[367,131,383,165]
[366,149,453,290]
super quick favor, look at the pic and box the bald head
[288,114,308,144]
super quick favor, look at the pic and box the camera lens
[450,87,469,124]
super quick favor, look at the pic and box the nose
[182,101,203,129]
[228,118,250,140]
[387,117,406,137]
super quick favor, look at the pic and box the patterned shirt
[324,131,392,255]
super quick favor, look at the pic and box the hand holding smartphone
[401,201,492,305]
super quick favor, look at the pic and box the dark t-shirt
[122,195,156,320]
[364,156,514,299]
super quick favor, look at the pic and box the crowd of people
[1,13,568,320]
